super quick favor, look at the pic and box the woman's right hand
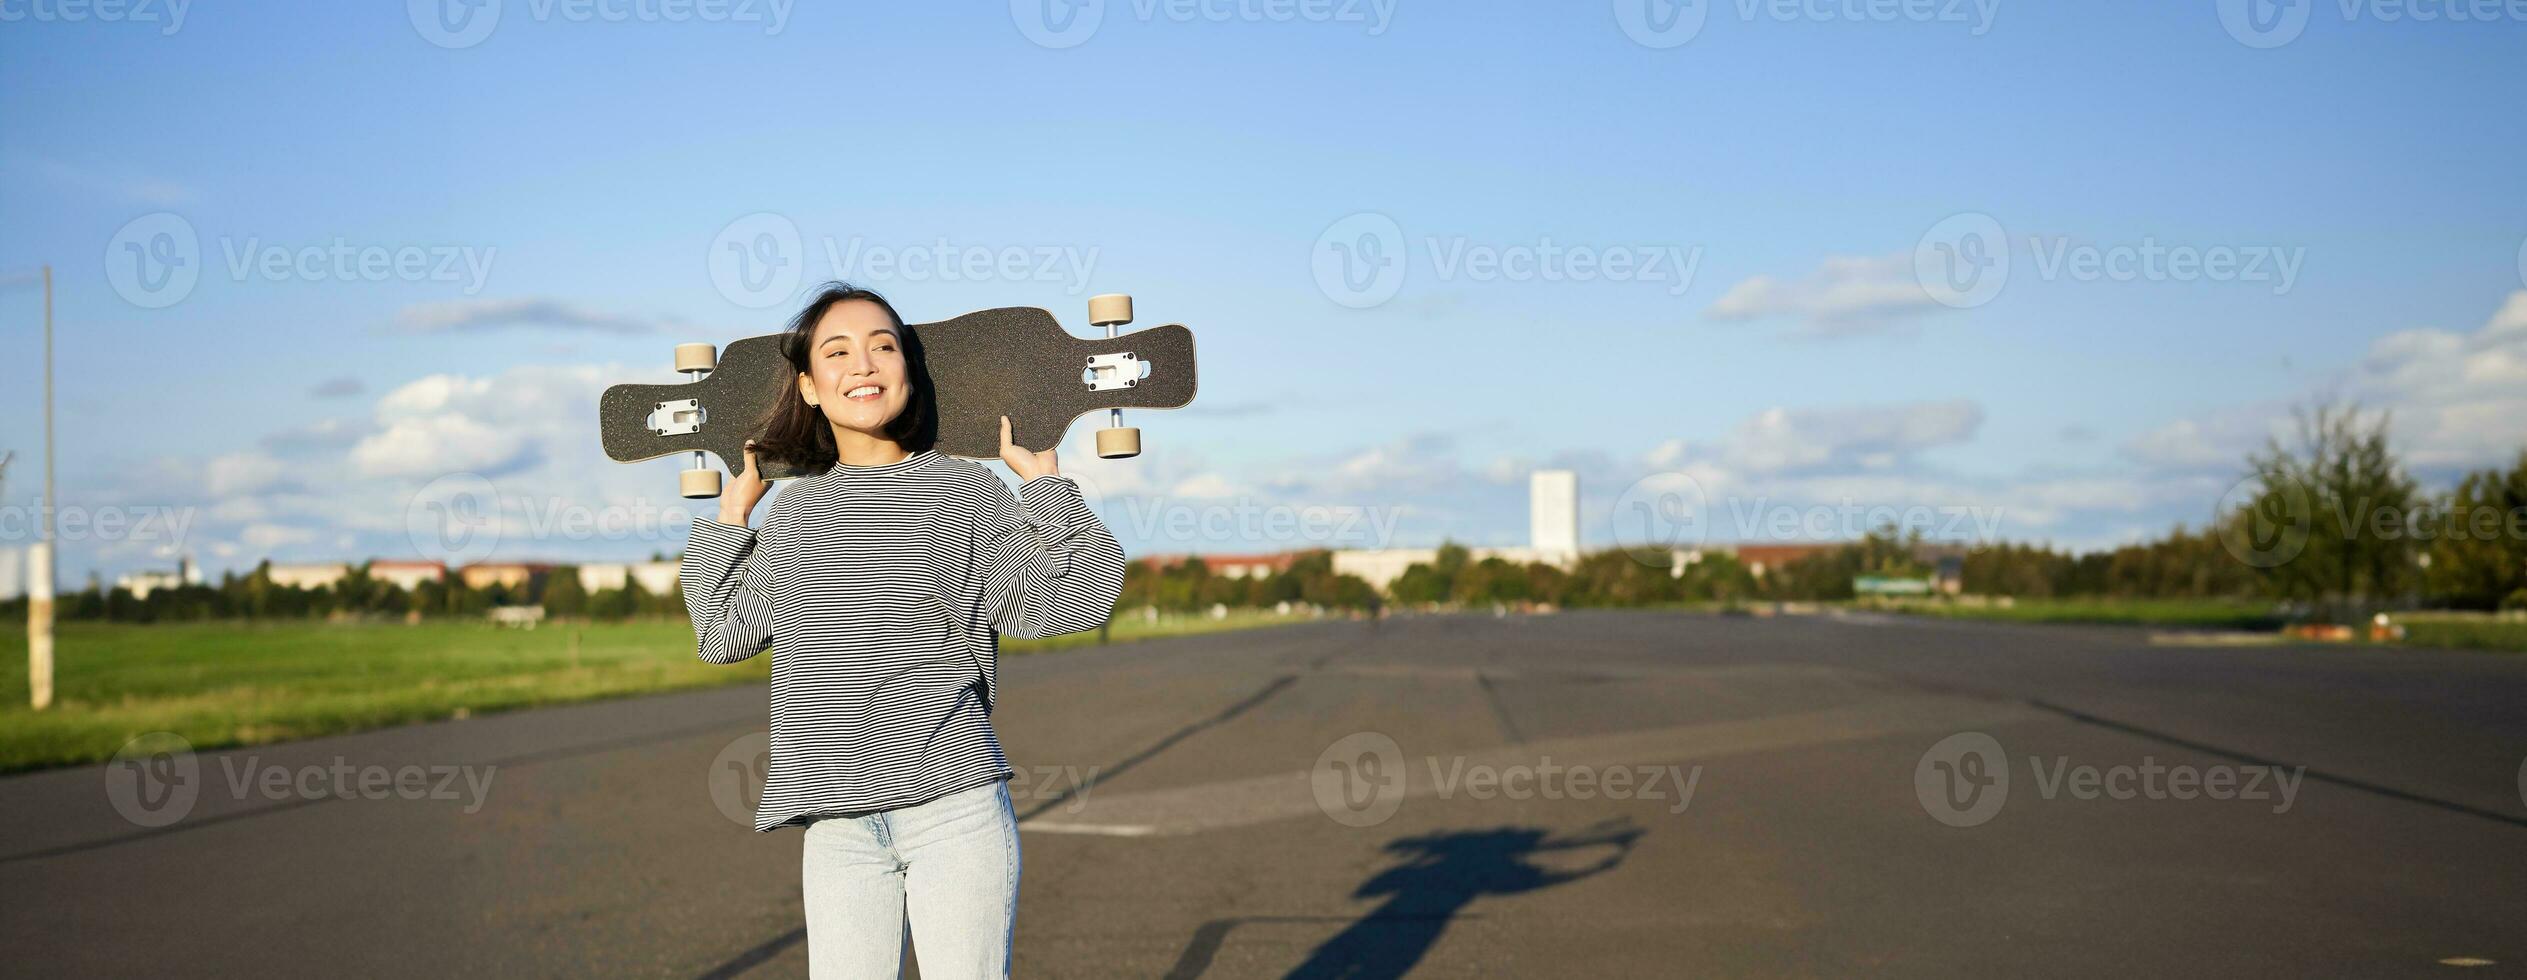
[719,440,772,526]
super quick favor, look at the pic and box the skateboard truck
[670,343,723,498]
[1086,293,1142,459]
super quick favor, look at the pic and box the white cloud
[393,297,671,335]
[1705,252,1947,333]
[205,452,288,496]
[2350,291,2527,471]
[1723,400,1983,474]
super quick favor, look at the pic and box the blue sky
[2,1,2524,586]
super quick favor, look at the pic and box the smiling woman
[682,282,1125,978]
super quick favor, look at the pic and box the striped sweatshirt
[679,449,1126,831]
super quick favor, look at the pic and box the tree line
[3,561,687,625]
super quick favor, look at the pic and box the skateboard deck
[598,305,1196,486]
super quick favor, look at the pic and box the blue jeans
[800,779,1021,979]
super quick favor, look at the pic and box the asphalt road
[5,610,2526,978]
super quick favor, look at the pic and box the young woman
[680,283,1125,978]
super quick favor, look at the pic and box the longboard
[598,297,1196,495]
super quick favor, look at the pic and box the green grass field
[2388,613,2527,655]
[1875,597,2288,630]
[1882,599,2527,653]
[0,610,1312,773]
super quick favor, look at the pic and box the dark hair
[752,283,937,475]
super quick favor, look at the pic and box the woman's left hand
[999,416,1059,482]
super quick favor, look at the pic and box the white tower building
[1529,470,1579,565]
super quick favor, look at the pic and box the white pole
[30,265,53,711]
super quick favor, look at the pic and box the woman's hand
[720,440,773,526]
[999,416,1059,482]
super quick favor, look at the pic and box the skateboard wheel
[1088,294,1134,328]
[674,343,718,373]
[679,468,723,499]
[1096,427,1141,459]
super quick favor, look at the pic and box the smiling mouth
[844,385,883,401]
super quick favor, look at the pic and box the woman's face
[796,299,912,438]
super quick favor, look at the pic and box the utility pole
[28,266,53,710]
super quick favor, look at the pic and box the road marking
[1018,822,1161,837]
[2437,957,2496,967]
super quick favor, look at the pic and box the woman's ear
[796,372,820,407]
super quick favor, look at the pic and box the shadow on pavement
[1166,818,1644,979]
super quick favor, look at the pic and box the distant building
[1331,468,1580,591]
[1137,553,1300,580]
[1529,470,1579,566]
[578,561,680,594]
[267,562,350,590]
[0,546,19,600]
[459,562,550,591]
[368,560,446,592]
[116,555,203,599]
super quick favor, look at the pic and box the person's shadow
[1280,819,1642,979]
